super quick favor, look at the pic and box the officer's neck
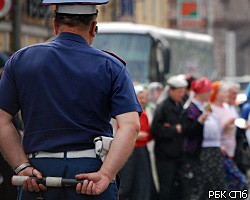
[57,27,92,45]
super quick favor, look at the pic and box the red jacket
[116,111,153,147]
[135,111,153,147]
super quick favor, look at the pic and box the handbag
[224,155,248,190]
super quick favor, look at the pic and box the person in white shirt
[210,81,247,191]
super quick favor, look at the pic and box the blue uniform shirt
[0,32,142,153]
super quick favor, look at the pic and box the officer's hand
[18,167,47,192]
[75,171,111,195]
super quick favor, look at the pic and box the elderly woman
[210,81,247,191]
[118,85,157,200]
[182,77,227,200]
[146,82,163,125]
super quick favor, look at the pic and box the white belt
[28,149,96,159]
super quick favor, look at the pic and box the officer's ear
[90,21,97,37]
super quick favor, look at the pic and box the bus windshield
[167,38,216,79]
[93,33,153,83]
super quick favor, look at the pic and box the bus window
[93,33,153,83]
[167,38,216,79]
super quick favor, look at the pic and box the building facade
[0,0,169,53]
[1,0,249,79]
[168,0,250,78]
[98,0,169,28]
[0,0,54,53]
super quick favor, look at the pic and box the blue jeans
[18,157,118,200]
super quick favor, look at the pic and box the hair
[210,81,220,103]
[185,74,197,90]
[55,12,98,29]
[220,80,240,91]
[210,81,232,102]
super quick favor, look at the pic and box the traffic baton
[12,176,85,187]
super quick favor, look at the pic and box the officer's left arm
[0,109,28,172]
[0,109,46,192]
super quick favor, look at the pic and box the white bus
[92,22,217,84]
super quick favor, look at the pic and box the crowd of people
[118,74,250,200]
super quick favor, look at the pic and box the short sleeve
[0,59,20,116]
[110,67,142,118]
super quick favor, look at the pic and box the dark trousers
[156,158,183,200]
[19,157,118,200]
[118,146,157,200]
[181,158,196,200]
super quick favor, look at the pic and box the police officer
[0,1,141,199]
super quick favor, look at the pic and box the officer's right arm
[75,111,140,195]
[99,111,140,180]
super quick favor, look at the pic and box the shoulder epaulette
[102,50,126,66]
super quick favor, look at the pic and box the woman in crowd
[210,81,247,191]
[145,82,163,125]
[118,85,157,200]
[182,77,227,200]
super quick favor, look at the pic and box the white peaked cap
[134,85,144,95]
[42,0,109,15]
[149,82,163,90]
[167,75,188,88]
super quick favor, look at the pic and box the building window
[121,0,134,16]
